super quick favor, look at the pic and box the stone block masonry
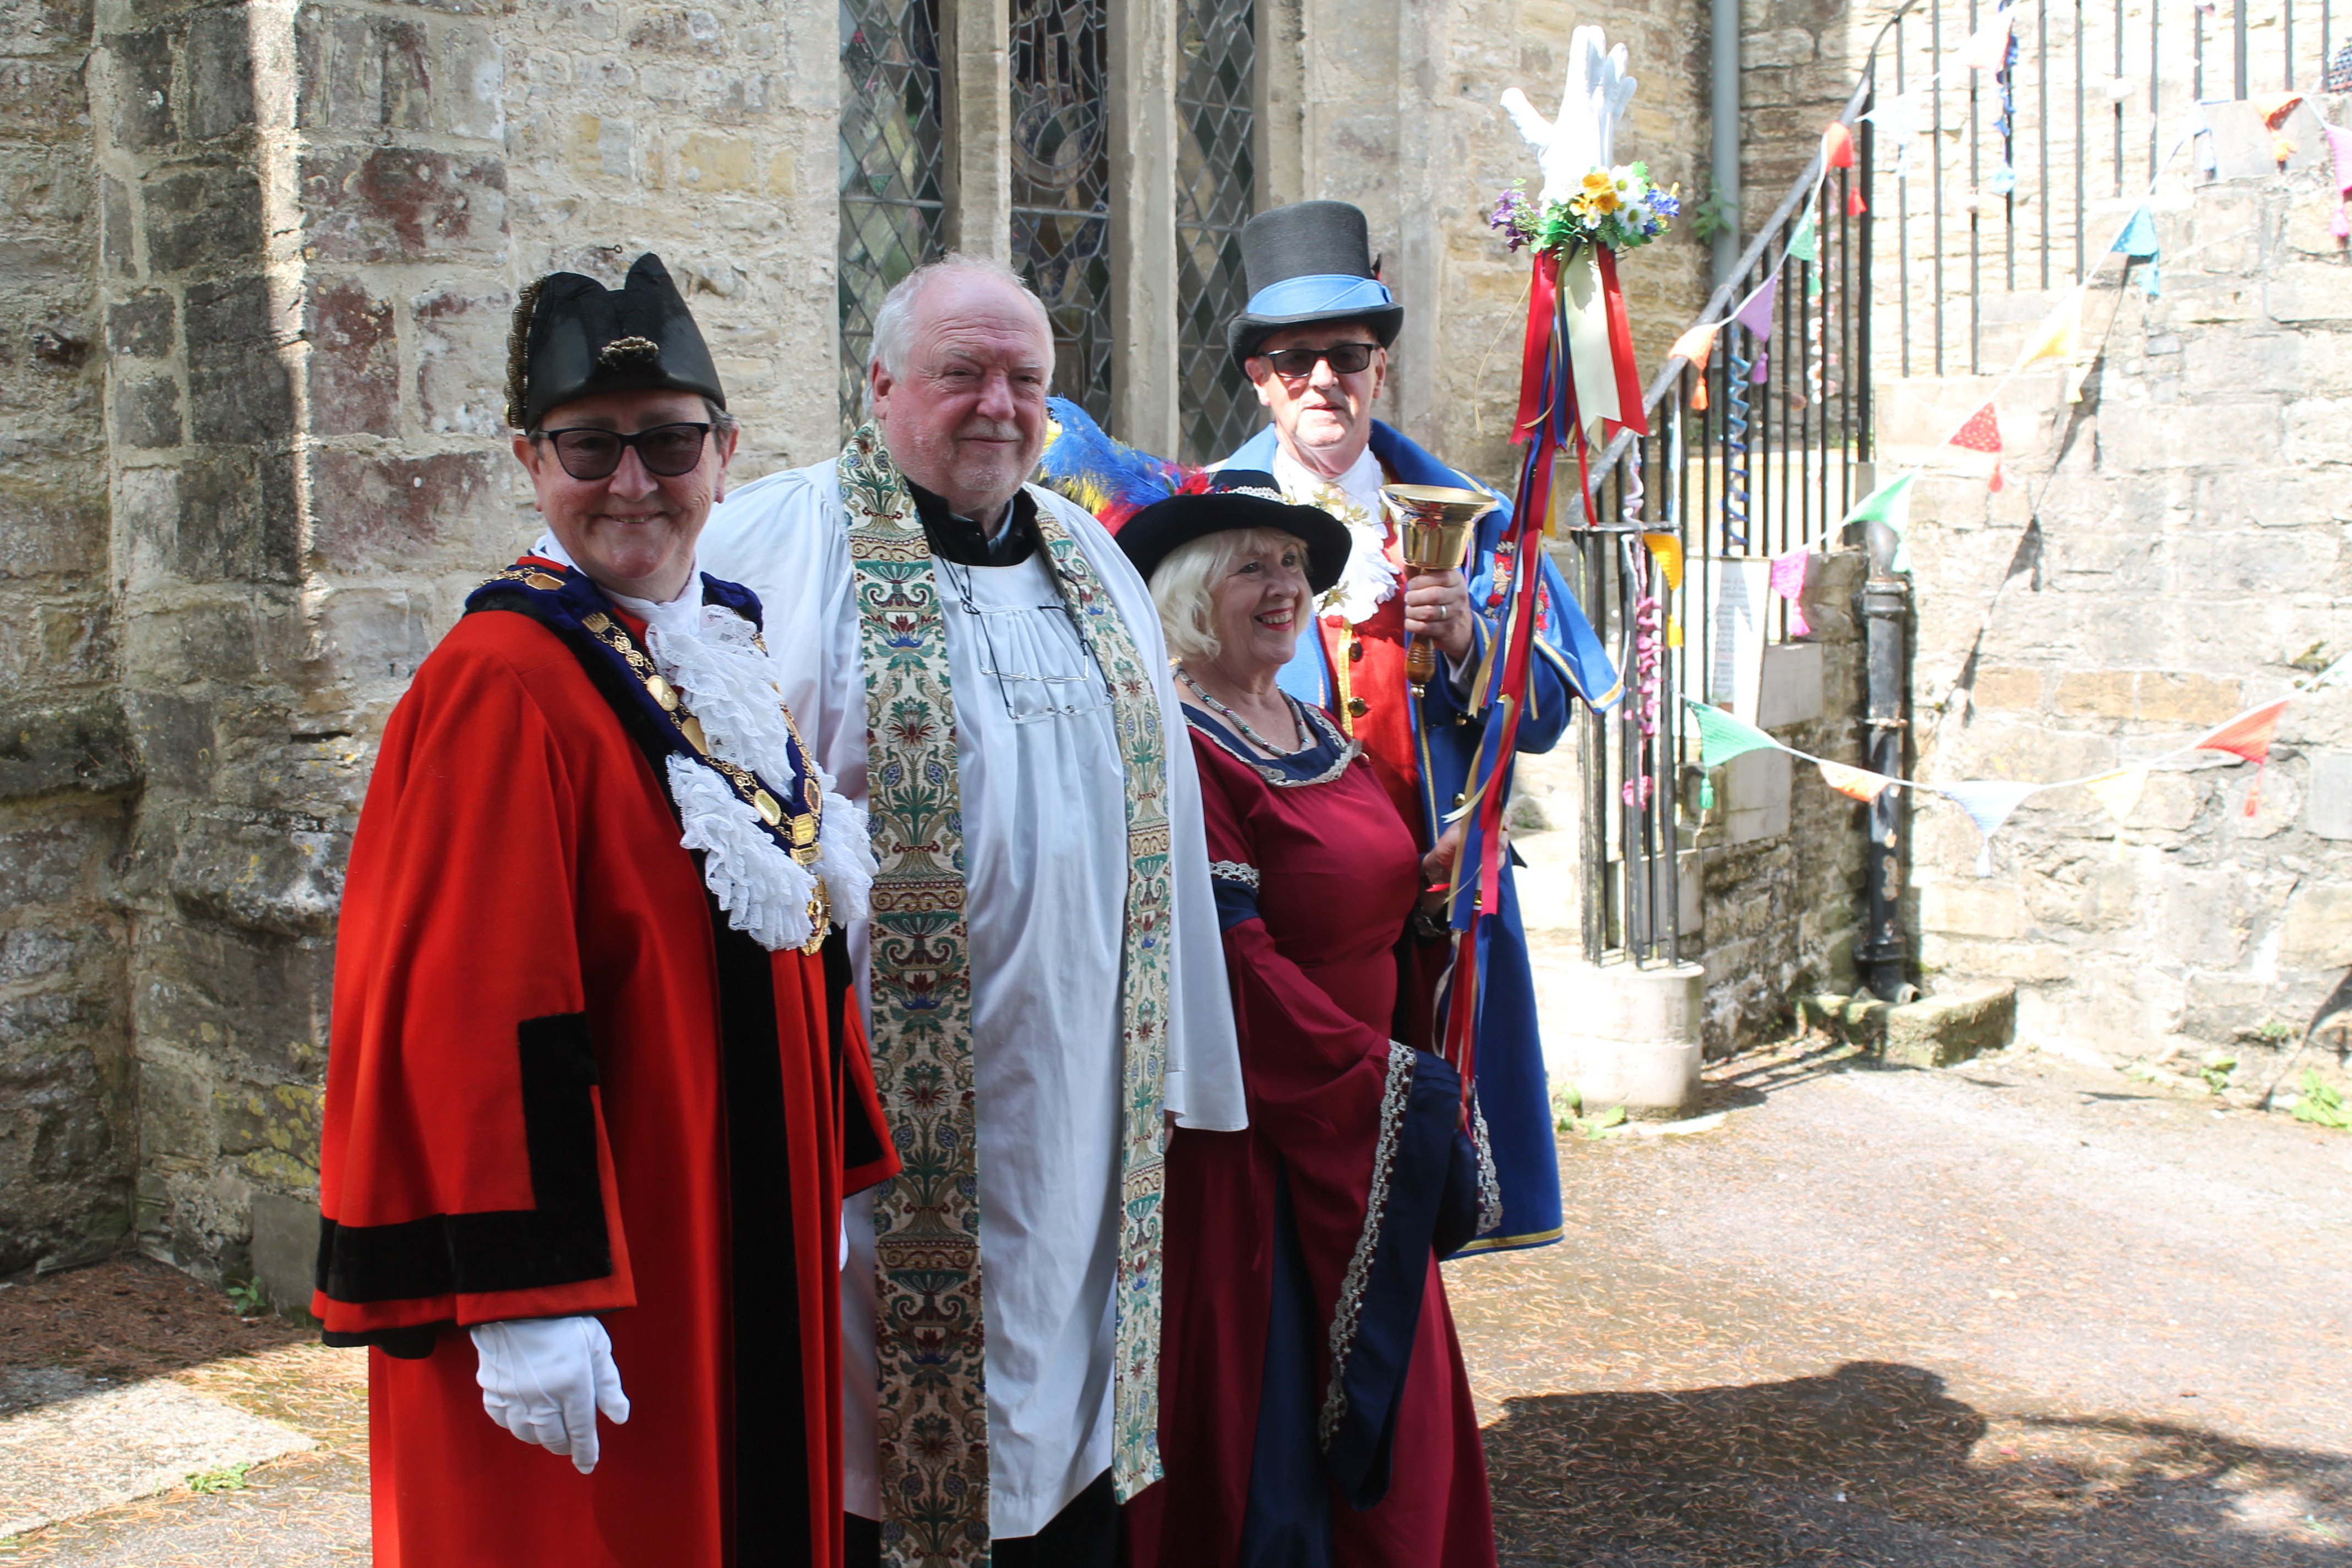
[0,0,837,1287]
[1899,154,2352,1074]
[1,0,139,1277]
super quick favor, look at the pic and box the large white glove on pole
[471,1316,631,1474]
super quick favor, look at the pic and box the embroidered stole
[837,425,1172,1566]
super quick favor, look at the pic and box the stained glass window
[1175,0,1256,463]
[840,0,947,435]
[1010,0,1114,426]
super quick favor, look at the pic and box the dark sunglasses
[539,422,713,481]
[1259,342,1381,379]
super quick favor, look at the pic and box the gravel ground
[3,1037,2346,1565]
[1446,1037,2352,1565]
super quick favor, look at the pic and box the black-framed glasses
[539,423,712,481]
[1259,343,1380,379]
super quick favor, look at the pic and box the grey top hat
[1226,200,1404,371]
[506,253,726,431]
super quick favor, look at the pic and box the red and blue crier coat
[312,567,896,1568]
[1222,419,1623,1255]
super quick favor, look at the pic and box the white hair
[865,253,1054,414]
[1149,527,1312,667]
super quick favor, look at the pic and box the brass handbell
[1380,483,1499,698]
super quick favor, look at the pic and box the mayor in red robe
[312,254,895,1567]
[1114,476,1498,1567]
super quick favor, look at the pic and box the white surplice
[699,462,1246,1538]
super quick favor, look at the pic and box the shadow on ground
[1484,1360,2351,1566]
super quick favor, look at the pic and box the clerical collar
[906,478,1040,568]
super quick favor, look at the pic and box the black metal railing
[1882,0,2339,377]
[1557,70,1880,969]
[1558,0,2345,972]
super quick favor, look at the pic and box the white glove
[471,1316,630,1474]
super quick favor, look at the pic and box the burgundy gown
[1142,696,1497,1568]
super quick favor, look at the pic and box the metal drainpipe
[1856,515,1914,1003]
[1711,0,1742,286]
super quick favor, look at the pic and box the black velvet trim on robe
[705,892,812,1567]
[318,1011,611,1346]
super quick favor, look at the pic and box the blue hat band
[1244,273,1395,320]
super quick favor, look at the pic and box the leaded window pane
[1175,0,1256,463]
[840,0,946,437]
[1010,0,1114,426]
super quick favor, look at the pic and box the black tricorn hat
[1227,201,1404,371]
[1115,471,1351,597]
[506,253,725,430]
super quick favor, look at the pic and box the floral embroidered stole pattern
[837,426,1170,1567]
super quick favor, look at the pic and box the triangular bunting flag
[1688,702,1778,768]
[1848,186,1868,216]
[1953,4,2015,72]
[1821,121,1857,170]
[2256,92,2304,163]
[1669,322,1720,371]
[1819,760,1894,802]
[1734,278,1778,340]
[1640,531,1685,592]
[1948,401,2003,491]
[2015,285,2084,366]
[2082,767,2147,822]
[2111,204,2161,296]
[1770,548,1813,636]
[1939,780,2040,875]
[1749,350,1771,384]
[2195,700,2289,765]
[1787,209,1820,263]
[1840,472,1918,571]
[1643,531,1685,646]
[1949,401,2002,452]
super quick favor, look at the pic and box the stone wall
[1890,151,2352,1072]
[0,0,139,1276]
[0,0,838,1287]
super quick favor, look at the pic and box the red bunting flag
[1822,122,1857,170]
[1948,400,2005,491]
[2195,700,2289,765]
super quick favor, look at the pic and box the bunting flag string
[1683,662,2339,878]
[1769,548,1813,635]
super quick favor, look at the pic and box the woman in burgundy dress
[1118,472,1497,1568]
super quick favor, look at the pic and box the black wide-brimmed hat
[1226,201,1404,371]
[506,253,725,430]
[1115,471,1351,596]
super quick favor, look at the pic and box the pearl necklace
[1176,665,1304,756]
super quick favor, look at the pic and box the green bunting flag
[1839,472,1918,571]
[1687,700,1778,767]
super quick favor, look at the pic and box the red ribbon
[1512,251,1561,445]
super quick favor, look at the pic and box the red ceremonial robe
[1144,701,1496,1568]
[313,562,896,1568]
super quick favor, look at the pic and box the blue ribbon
[1245,273,1395,318]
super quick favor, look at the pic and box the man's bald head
[867,256,1057,523]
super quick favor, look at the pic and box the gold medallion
[753,789,783,825]
[678,715,709,753]
[646,675,679,711]
[525,571,565,591]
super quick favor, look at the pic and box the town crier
[312,252,893,1567]
[700,253,1245,1567]
[1215,201,1620,1257]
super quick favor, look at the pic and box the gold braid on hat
[504,276,545,431]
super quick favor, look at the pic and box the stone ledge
[0,700,141,802]
[1796,981,2017,1068]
